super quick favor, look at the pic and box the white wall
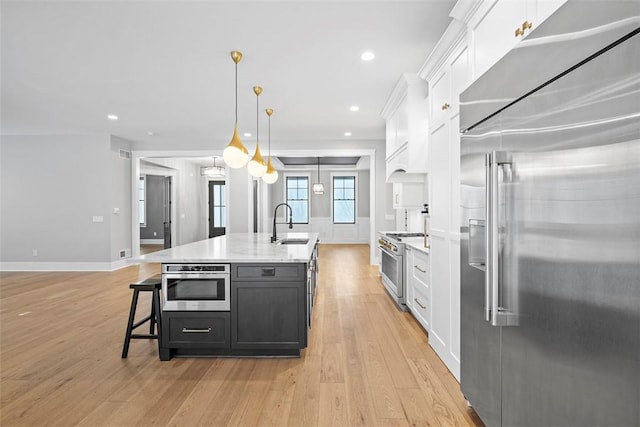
[110,136,133,263]
[0,134,129,270]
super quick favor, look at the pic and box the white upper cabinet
[469,0,567,81]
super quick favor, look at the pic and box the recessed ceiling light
[344,132,352,137]
[349,105,360,112]
[107,114,118,120]
[361,51,375,61]
[244,132,252,137]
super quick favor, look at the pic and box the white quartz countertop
[403,237,430,254]
[132,232,319,264]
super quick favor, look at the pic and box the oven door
[379,247,403,300]
[162,273,230,311]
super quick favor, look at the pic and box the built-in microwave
[161,264,230,311]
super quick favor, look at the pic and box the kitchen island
[134,232,319,360]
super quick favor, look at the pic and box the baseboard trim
[140,239,164,245]
[0,260,133,272]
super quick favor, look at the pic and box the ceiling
[1,0,455,148]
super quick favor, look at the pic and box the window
[286,176,309,223]
[333,176,356,224]
[138,176,146,226]
[212,182,226,228]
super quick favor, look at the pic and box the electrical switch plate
[32,249,38,257]
[92,216,104,223]
[113,208,120,214]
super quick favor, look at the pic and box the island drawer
[162,311,230,348]
[232,263,305,281]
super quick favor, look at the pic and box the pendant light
[313,157,325,194]
[223,51,249,168]
[201,156,226,178]
[262,108,279,184]
[247,86,268,178]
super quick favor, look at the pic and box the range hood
[386,168,426,183]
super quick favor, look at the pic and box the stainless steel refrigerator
[459,1,640,426]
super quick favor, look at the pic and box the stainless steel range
[377,232,424,309]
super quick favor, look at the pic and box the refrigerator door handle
[487,151,517,327]
[484,153,493,322]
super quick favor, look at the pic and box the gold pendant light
[248,86,268,178]
[262,108,279,184]
[223,51,249,168]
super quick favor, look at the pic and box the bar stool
[121,274,162,358]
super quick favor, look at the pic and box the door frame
[208,179,226,237]
[132,156,178,258]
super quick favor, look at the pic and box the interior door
[208,180,226,238]
[163,176,172,249]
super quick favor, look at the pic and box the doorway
[208,180,226,238]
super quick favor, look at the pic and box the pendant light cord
[234,62,238,124]
[256,93,259,144]
[268,115,271,153]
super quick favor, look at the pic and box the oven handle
[379,246,396,258]
[163,273,230,279]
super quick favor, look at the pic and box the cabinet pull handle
[182,327,212,333]
[441,102,450,111]
[414,265,427,274]
[522,20,533,32]
[515,27,524,37]
[262,268,276,276]
[414,298,427,310]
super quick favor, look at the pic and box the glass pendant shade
[223,51,249,169]
[223,124,249,168]
[262,157,279,184]
[248,144,267,177]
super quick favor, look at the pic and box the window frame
[283,173,311,224]
[331,173,357,224]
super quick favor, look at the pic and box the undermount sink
[278,238,309,245]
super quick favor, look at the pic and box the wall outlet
[92,216,104,223]
[32,249,38,257]
[119,248,132,258]
[153,231,157,236]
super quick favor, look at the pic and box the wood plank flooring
[0,244,483,426]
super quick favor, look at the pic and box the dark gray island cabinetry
[231,263,306,353]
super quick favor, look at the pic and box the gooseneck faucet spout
[271,203,293,243]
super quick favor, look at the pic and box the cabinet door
[449,44,470,116]
[470,0,527,80]
[429,122,450,232]
[430,69,450,130]
[231,281,306,350]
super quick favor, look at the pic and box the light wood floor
[0,244,483,426]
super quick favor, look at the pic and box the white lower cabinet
[406,246,430,333]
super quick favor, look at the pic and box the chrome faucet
[271,203,293,243]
